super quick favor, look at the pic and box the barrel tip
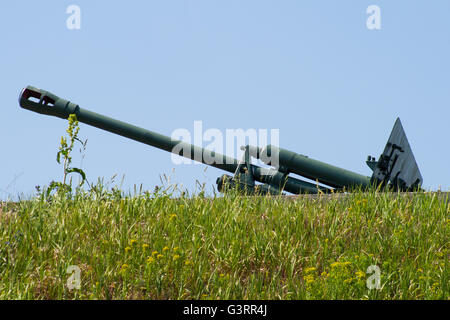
[18,86,41,108]
[18,87,26,105]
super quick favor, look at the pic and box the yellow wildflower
[355,271,365,279]
[121,264,129,270]
[142,244,149,250]
[130,239,138,246]
[157,254,164,259]
[331,262,341,268]
[173,254,180,261]
[304,267,316,274]
[125,246,132,253]
[163,246,169,252]
[304,274,315,284]
[185,260,191,266]
[169,214,177,221]
[147,257,155,264]
[152,251,158,256]
[173,247,179,252]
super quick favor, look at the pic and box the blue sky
[1,1,449,199]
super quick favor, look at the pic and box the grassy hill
[0,190,448,299]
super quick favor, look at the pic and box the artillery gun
[18,86,423,195]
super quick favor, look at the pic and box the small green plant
[47,114,87,197]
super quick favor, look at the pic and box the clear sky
[1,1,449,199]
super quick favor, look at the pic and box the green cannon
[18,86,423,194]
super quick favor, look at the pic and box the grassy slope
[0,191,448,299]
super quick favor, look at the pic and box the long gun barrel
[19,86,327,194]
[18,86,423,194]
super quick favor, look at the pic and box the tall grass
[0,187,448,299]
